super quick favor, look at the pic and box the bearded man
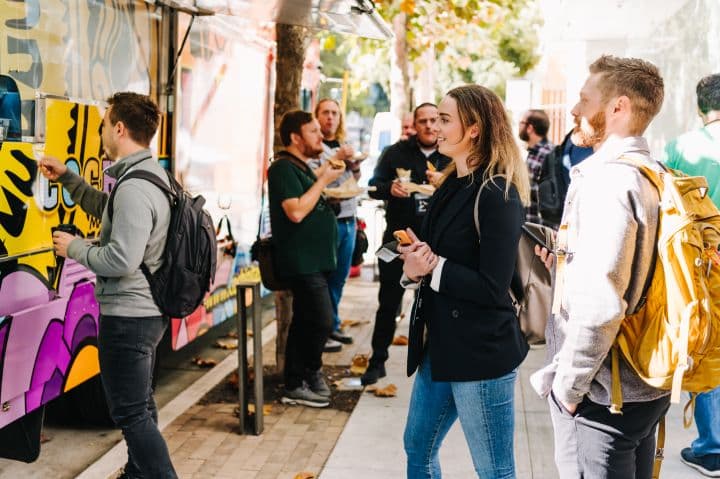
[268,110,345,408]
[530,56,670,478]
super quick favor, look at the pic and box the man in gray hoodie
[40,92,176,478]
[531,56,669,478]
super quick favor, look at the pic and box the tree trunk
[390,13,410,120]
[273,23,309,374]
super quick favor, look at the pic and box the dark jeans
[99,314,177,479]
[549,392,670,479]
[369,257,405,366]
[285,272,334,390]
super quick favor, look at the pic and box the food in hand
[393,229,412,246]
[396,167,412,183]
[329,157,345,169]
[426,161,436,172]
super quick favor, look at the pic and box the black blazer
[407,172,529,381]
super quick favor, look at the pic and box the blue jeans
[328,217,356,331]
[404,356,517,478]
[693,386,720,456]
[99,315,177,478]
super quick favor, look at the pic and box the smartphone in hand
[521,224,553,252]
[393,229,412,246]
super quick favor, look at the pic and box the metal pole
[252,282,264,435]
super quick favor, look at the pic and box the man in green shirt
[662,73,720,477]
[268,110,345,407]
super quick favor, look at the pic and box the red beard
[571,110,605,148]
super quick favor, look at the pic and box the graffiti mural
[0,1,161,428]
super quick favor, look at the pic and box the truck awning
[149,0,393,40]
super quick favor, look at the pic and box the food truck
[0,0,391,460]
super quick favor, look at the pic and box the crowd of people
[266,55,720,479]
[34,55,720,479]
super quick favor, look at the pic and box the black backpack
[108,169,217,317]
[537,134,571,227]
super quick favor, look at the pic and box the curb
[75,320,278,479]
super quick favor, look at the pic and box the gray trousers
[548,392,670,479]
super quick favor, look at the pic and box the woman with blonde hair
[399,84,530,478]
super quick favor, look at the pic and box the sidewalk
[108,264,704,478]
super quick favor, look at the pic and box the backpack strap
[107,169,174,222]
[106,169,175,296]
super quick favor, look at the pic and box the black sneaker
[307,370,331,397]
[323,338,342,352]
[330,329,353,344]
[361,363,386,386]
[681,447,720,477]
[281,384,330,408]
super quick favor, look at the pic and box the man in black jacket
[362,103,450,385]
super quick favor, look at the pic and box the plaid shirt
[525,138,554,224]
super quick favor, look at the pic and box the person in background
[311,98,363,352]
[400,112,417,140]
[519,109,554,224]
[662,72,720,478]
[363,103,450,386]
[399,84,530,478]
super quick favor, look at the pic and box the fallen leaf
[192,356,217,368]
[340,319,370,329]
[392,335,409,346]
[247,404,274,416]
[374,384,398,397]
[349,354,369,375]
[247,330,253,337]
[214,338,238,349]
[294,473,316,479]
[228,372,239,389]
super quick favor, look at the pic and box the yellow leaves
[366,384,398,397]
[392,335,409,346]
[340,319,370,329]
[294,473,316,479]
[192,356,217,368]
[214,338,238,349]
[247,404,274,416]
[350,354,369,375]
[400,0,415,14]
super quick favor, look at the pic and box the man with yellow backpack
[662,73,720,478]
[532,58,720,479]
[530,55,671,478]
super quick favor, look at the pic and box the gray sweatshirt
[63,149,170,317]
[531,136,670,406]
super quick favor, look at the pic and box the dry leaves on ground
[214,338,238,349]
[373,384,398,397]
[392,335,409,346]
[349,354,369,375]
[192,356,218,368]
[293,473,316,479]
[246,404,274,416]
[340,319,370,329]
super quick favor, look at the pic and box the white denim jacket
[531,135,670,406]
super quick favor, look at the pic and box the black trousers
[285,272,334,390]
[549,392,670,479]
[369,257,405,366]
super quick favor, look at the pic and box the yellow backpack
[610,160,720,414]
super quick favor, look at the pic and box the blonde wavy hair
[441,85,530,206]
